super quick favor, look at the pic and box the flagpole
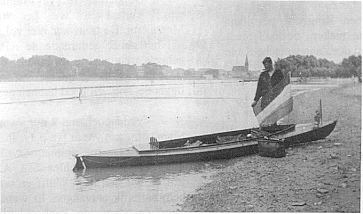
[288,71,291,124]
[320,99,323,125]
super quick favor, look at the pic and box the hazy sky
[0,0,361,70]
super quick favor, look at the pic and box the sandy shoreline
[180,81,361,212]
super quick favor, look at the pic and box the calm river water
[0,79,335,211]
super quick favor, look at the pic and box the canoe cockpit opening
[184,140,206,147]
[216,134,247,144]
[149,131,259,150]
[146,125,296,150]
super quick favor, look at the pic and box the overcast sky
[0,0,361,70]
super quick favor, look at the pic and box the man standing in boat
[251,57,284,109]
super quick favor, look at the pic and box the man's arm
[251,74,264,107]
[254,74,264,102]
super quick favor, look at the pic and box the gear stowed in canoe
[73,120,337,170]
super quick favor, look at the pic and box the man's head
[262,57,273,71]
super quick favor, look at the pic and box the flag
[253,71,293,127]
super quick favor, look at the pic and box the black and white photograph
[0,0,361,212]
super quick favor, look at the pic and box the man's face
[263,61,272,71]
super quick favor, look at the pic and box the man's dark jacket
[253,69,284,102]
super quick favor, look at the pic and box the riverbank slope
[181,82,361,212]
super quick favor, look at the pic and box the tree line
[0,55,202,79]
[275,55,362,82]
[0,54,361,81]
[0,55,142,79]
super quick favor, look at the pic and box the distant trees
[112,63,137,78]
[0,55,72,78]
[0,56,12,78]
[275,54,362,81]
[0,55,195,79]
[341,55,361,82]
[0,55,140,79]
[143,62,164,78]
[0,54,361,80]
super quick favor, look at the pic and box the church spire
[245,54,249,72]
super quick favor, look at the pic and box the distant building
[232,66,246,73]
[204,69,219,78]
[246,70,260,81]
[231,54,249,78]
[197,68,228,79]
[218,69,228,78]
[203,74,214,80]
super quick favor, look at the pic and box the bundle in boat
[149,137,159,150]
[258,137,286,158]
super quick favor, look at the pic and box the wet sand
[181,81,361,212]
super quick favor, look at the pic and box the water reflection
[74,161,229,186]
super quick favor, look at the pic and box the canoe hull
[74,120,337,170]
[284,120,337,146]
[81,144,258,168]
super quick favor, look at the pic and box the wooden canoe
[73,120,337,170]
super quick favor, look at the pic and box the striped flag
[253,71,293,127]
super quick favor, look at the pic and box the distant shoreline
[1,76,353,83]
[0,77,255,82]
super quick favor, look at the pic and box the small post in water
[78,88,82,100]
